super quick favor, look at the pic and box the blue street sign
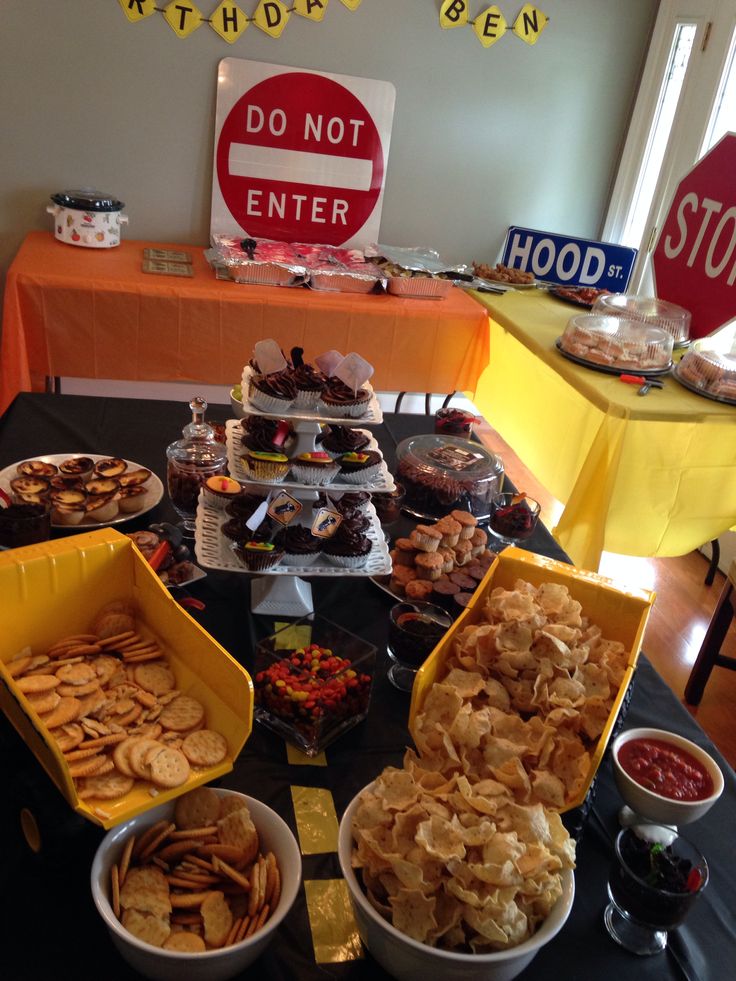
[500,226,637,291]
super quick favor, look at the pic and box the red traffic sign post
[653,132,736,339]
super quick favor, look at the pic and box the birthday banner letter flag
[440,0,469,29]
[473,5,507,47]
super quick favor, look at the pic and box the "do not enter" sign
[211,58,396,247]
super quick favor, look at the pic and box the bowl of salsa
[612,727,723,826]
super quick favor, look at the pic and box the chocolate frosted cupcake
[316,491,371,514]
[323,525,372,568]
[319,378,371,418]
[232,540,284,572]
[289,451,340,486]
[275,524,322,566]
[249,371,297,413]
[290,363,326,410]
[241,450,290,482]
[317,425,370,459]
[226,493,268,521]
[241,415,293,454]
[337,450,384,484]
[338,511,371,535]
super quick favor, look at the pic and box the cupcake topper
[334,353,374,394]
[290,346,305,369]
[272,419,291,448]
[315,349,344,377]
[245,495,271,533]
[254,339,288,376]
[267,491,302,526]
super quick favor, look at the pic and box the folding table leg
[684,576,735,705]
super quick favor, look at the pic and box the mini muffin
[450,510,478,539]
[437,546,456,574]
[390,565,417,594]
[415,552,444,582]
[337,451,383,485]
[203,475,242,510]
[435,516,462,548]
[242,450,290,482]
[452,540,473,566]
[392,538,418,567]
[232,540,284,571]
[410,525,443,553]
[470,527,488,557]
[290,452,340,486]
[405,579,435,601]
[249,371,297,414]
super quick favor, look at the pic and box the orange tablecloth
[0,232,491,416]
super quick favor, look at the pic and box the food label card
[334,352,374,392]
[143,248,192,264]
[315,350,344,377]
[142,259,194,277]
[267,492,302,526]
[311,508,342,539]
[254,339,288,375]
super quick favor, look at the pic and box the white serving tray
[194,497,392,578]
[239,366,383,425]
[226,420,395,493]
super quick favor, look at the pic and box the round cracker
[128,738,165,779]
[27,690,61,715]
[174,787,222,830]
[16,674,61,694]
[43,696,81,729]
[159,695,205,733]
[133,663,175,696]
[121,908,171,948]
[163,931,206,952]
[56,662,96,686]
[181,730,228,768]
[148,746,190,789]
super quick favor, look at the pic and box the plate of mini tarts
[0,455,163,529]
[93,457,127,478]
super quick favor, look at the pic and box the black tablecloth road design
[0,393,734,980]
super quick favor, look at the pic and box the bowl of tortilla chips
[338,767,575,981]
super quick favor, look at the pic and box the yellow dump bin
[409,546,655,813]
[0,529,253,829]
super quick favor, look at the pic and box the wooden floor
[476,420,736,770]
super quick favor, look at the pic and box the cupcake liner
[325,550,371,569]
[293,389,323,410]
[290,463,340,486]
[203,487,240,510]
[337,463,383,485]
[249,388,295,414]
[281,550,320,567]
[232,543,284,571]
[319,399,370,419]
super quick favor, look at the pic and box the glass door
[604,1,736,292]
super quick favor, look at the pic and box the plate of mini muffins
[0,454,163,529]
[371,509,497,618]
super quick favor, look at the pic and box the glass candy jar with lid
[166,396,228,534]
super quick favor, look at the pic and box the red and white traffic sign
[653,132,736,339]
[211,58,395,247]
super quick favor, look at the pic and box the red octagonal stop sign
[653,132,736,339]
[216,72,384,245]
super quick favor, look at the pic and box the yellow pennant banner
[117,0,362,42]
[440,2,548,46]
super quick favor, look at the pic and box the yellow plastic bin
[409,546,655,812]
[0,529,253,828]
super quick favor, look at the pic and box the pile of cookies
[109,787,281,950]
[5,602,229,808]
[389,510,496,613]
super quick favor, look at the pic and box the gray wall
[0,0,657,292]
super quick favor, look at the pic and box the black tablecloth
[1,393,734,980]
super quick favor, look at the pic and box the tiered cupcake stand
[194,377,393,615]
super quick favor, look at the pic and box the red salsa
[618,737,714,801]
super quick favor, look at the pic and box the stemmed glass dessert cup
[387,601,452,692]
[488,492,541,548]
[604,827,708,956]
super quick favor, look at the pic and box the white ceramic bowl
[337,786,575,981]
[611,727,724,826]
[91,790,301,981]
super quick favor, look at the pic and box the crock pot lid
[51,189,124,211]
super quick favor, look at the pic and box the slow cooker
[47,189,128,248]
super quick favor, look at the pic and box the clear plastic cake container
[592,294,691,346]
[560,313,674,371]
[675,347,736,403]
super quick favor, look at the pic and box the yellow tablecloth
[470,289,736,570]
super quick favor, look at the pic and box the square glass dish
[254,616,376,756]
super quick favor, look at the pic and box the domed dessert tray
[672,363,736,405]
[239,367,383,425]
[225,420,396,492]
[194,496,392,615]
